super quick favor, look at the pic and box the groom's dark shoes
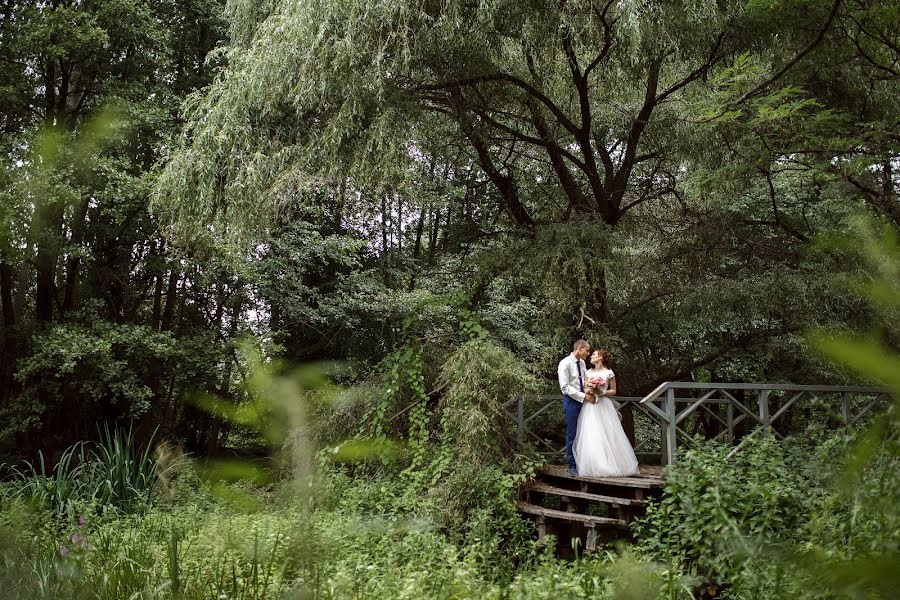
[568,466,578,477]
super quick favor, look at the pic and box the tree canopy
[1,0,898,456]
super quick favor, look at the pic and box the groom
[557,340,596,477]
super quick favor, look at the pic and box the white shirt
[557,353,587,403]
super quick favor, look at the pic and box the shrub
[632,436,810,594]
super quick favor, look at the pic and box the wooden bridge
[507,382,891,553]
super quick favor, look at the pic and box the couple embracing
[557,340,639,478]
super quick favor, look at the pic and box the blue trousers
[563,395,583,470]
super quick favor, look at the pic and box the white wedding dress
[572,367,639,477]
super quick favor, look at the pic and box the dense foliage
[2,0,897,456]
[1,0,898,598]
[1,428,896,599]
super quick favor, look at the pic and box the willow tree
[161,0,855,323]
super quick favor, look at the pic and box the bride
[572,349,639,477]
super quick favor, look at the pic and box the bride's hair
[593,349,614,368]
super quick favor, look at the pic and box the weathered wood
[699,400,729,429]
[675,389,719,424]
[524,397,557,425]
[726,401,734,445]
[517,465,658,554]
[646,382,891,393]
[524,482,647,507]
[758,389,771,436]
[586,526,599,552]
[515,502,627,528]
[516,395,524,448]
[852,396,884,425]
[510,383,891,471]
[538,465,665,489]
[665,387,677,464]
[771,391,805,424]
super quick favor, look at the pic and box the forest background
[0,0,897,598]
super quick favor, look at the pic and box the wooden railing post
[726,400,734,446]
[664,387,677,465]
[758,390,770,436]
[516,395,525,449]
[509,384,887,463]
[659,419,667,464]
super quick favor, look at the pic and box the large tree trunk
[585,263,609,326]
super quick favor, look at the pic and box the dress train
[572,396,639,477]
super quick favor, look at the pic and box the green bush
[633,436,810,594]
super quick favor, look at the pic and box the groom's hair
[573,339,590,351]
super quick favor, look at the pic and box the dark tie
[576,360,584,392]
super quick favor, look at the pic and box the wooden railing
[504,383,891,465]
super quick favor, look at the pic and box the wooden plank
[770,391,806,423]
[699,401,729,428]
[586,526,598,551]
[515,502,627,528]
[728,394,763,425]
[540,464,665,482]
[665,388,677,465]
[675,389,719,424]
[657,383,890,393]
[538,466,665,489]
[851,396,884,425]
[523,482,647,507]
[759,390,771,435]
[516,396,524,448]
[524,398,557,425]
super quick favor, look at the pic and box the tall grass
[8,424,168,517]
[94,423,160,510]
[8,441,93,517]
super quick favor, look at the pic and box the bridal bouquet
[586,376,607,392]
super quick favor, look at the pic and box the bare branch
[584,0,617,79]
[419,72,580,136]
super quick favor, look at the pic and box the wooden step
[516,501,627,528]
[538,465,665,489]
[523,482,646,507]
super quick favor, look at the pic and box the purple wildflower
[78,514,86,527]
[59,546,70,558]
[71,531,86,546]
